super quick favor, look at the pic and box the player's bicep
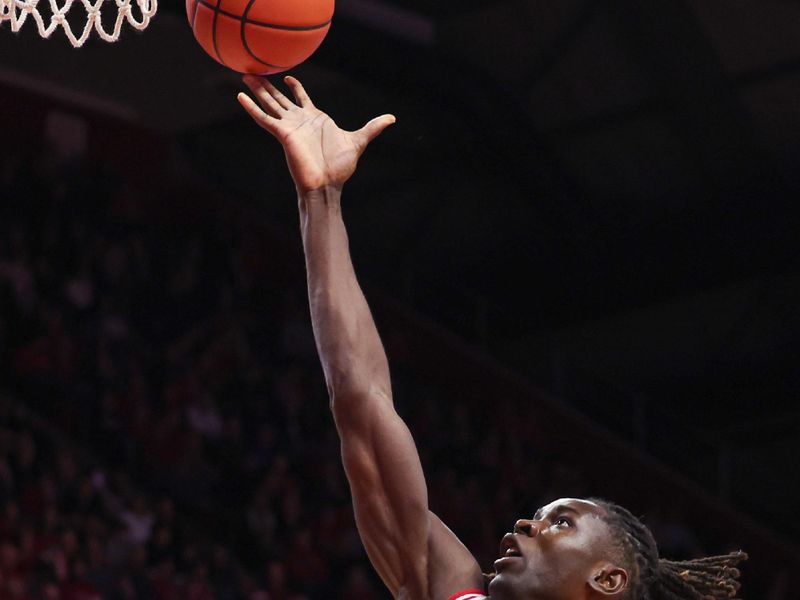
[338,404,430,597]
[336,398,483,599]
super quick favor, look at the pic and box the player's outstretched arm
[239,76,482,600]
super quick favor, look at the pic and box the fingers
[243,75,286,118]
[252,75,295,110]
[355,114,396,148]
[237,92,278,133]
[284,76,314,108]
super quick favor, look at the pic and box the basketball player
[237,75,745,600]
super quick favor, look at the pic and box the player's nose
[513,519,540,537]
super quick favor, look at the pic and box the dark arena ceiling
[2,0,799,548]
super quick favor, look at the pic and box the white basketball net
[0,0,157,47]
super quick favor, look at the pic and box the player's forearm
[298,187,441,600]
[298,185,391,404]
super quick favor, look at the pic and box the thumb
[356,114,396,147]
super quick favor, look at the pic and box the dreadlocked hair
[588,498,747,600]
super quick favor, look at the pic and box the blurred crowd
[0,152,705,599]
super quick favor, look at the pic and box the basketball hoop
[0,0,158,47]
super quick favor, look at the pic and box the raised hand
[238,75,396,194]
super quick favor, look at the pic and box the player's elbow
[325,364,367,403]
[329,384,392,434]
[325,360,389,407]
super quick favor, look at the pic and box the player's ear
[588,563,628,597]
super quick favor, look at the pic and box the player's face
[488,498,619,600]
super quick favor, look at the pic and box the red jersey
[448,589,488,600]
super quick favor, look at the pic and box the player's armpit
[428,513,485,600]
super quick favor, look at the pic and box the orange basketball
[186,0,334,74]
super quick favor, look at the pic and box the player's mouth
[494,533,524,570]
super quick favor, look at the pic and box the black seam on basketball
[197,0,332,30]
[211,0,230,68]
[240,0,285,70]
[191,0,201,29]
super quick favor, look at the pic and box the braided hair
[589,498,747,600]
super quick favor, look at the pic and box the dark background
[1,0,799,597]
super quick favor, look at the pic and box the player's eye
[553,516,572,527]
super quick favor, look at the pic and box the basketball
[186,0,334,74]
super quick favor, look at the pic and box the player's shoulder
[447,589,489,600]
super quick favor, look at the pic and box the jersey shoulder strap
[447,589,488,600]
